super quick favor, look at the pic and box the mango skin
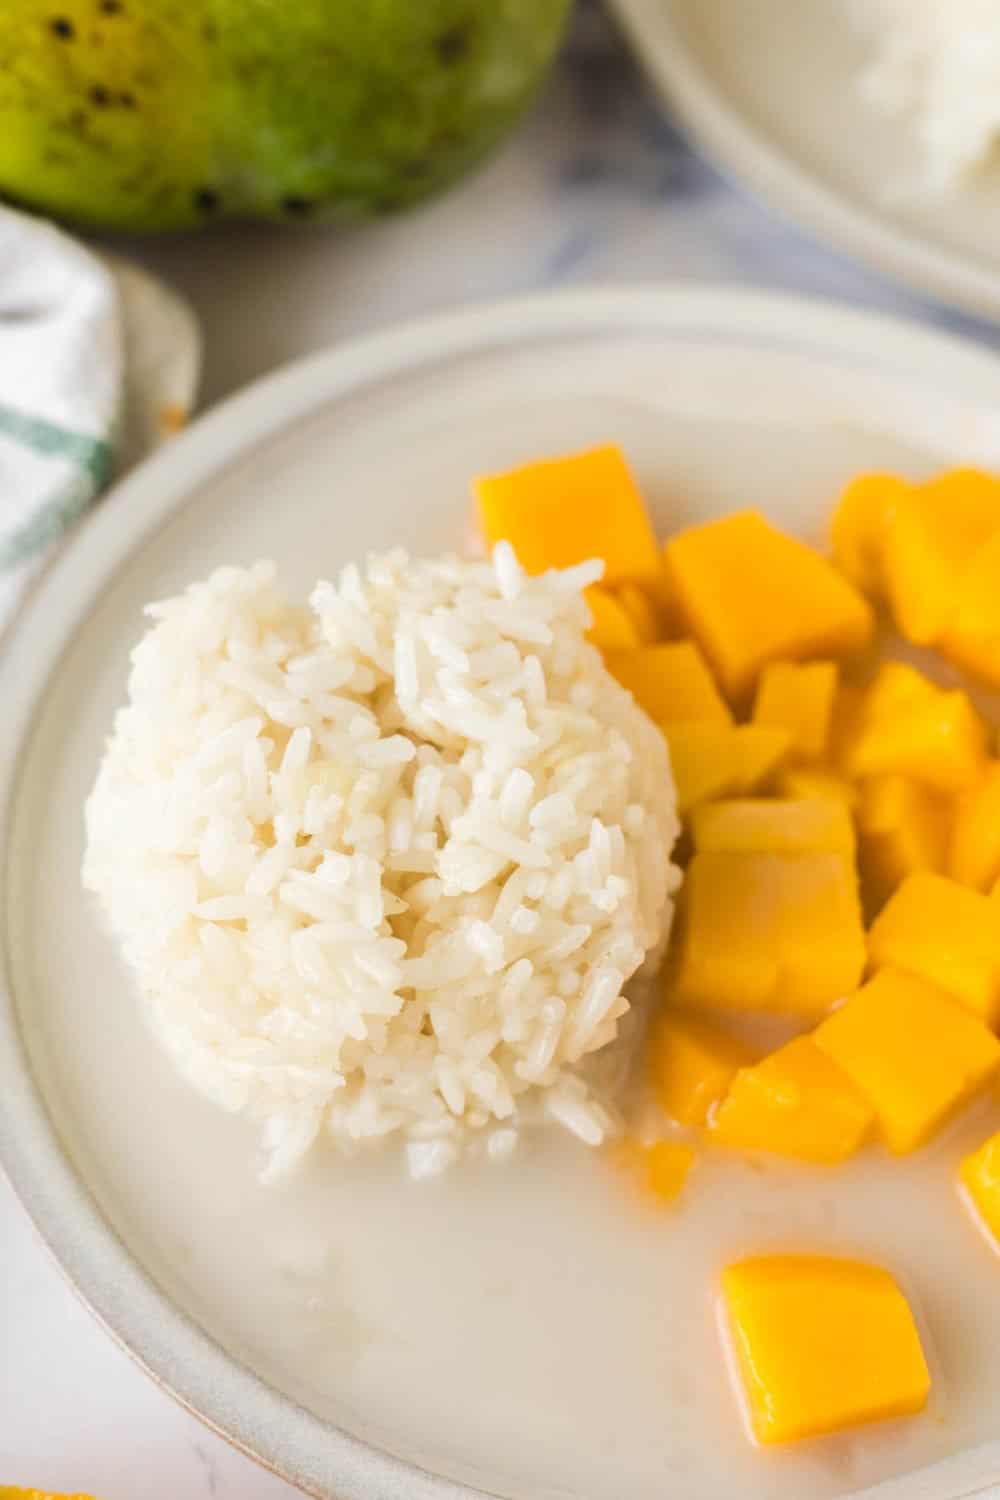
[0,0,570,229]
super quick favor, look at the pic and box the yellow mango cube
[476,443,661,585]
[846,686,987,794]
[615,582,663,644]
[959,1130,1000,1248]
[940,530,1000,687]
[645,1140,696,1202]
[612,1138,695,1205]
[774,766,857,809]
[710,1036,874,1164]
[950,764,1000,891]
[672,851,865,1018]
[664,724,790,815]
[830,471,910,595]
[883,468,1000,645]
[607,641,732,727]
[862,661,940,721]
[721,1256,931,1445]
[727,728,794,793]
[868,871,1000,1025]
[664,511,874,702]
[690,798,855,856]
[814,969,1000,1153]
[857,776,952,910]
[752,660,839,760]
[648,1012,756,1126]
[585,585,640,652]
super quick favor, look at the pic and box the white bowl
[3,288,1000,1500]
[610,0,1000,323]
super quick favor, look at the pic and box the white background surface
[4,4,1000,1495]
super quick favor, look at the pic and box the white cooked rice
[83,544,680,1180]
[849,0,1000,189]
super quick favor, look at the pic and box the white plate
[609,0,1000,323]
[3,287,1000,1500]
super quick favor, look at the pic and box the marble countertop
[2,4,998,1495]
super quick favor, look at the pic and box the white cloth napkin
[0,205,200,629]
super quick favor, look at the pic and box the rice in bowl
[849,0,1000,190]
[83,544,680,1179]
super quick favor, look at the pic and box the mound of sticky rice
[83,545,679,1179]
[849,0,1000,189]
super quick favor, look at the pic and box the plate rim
[608,0,1000,324]
[4,284,1000,1500]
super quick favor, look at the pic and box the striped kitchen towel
[0,205,200,630]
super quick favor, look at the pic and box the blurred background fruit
[0,0,571,230]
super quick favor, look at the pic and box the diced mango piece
[950,764,1000,891]
[941,530,1000,687]
[648,1012,756,1126]
[607,641,732,728]
[752,660,839,760]
[664,511,874,701]
[862,661,940,721]
[645,1139,696,1202]
[959,1130,1000,1248]
[774,766,857,809]
[721,1256,931,1445]
[830,471,910,595]
[612,1138,695,1205]
[615,582,662,644]
[665,724,790,815]
[857,775,952,910]
[476,444,661,585]
[846,685,987,794]
[883,469,1000,645]
[814,969,1000,1154]
[710,1037,874,1164]
[585,585,640,652]
[691,798,855,856]
[868,871,1000,1025]
[671,851,865,1018]
[725,728,793,794]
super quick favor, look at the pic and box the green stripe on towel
[0,402,112,489]
[0,402,113,569]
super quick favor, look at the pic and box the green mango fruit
[0,0,570,230]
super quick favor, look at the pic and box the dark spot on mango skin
[435,24,471,64]
[7,0,569,231]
